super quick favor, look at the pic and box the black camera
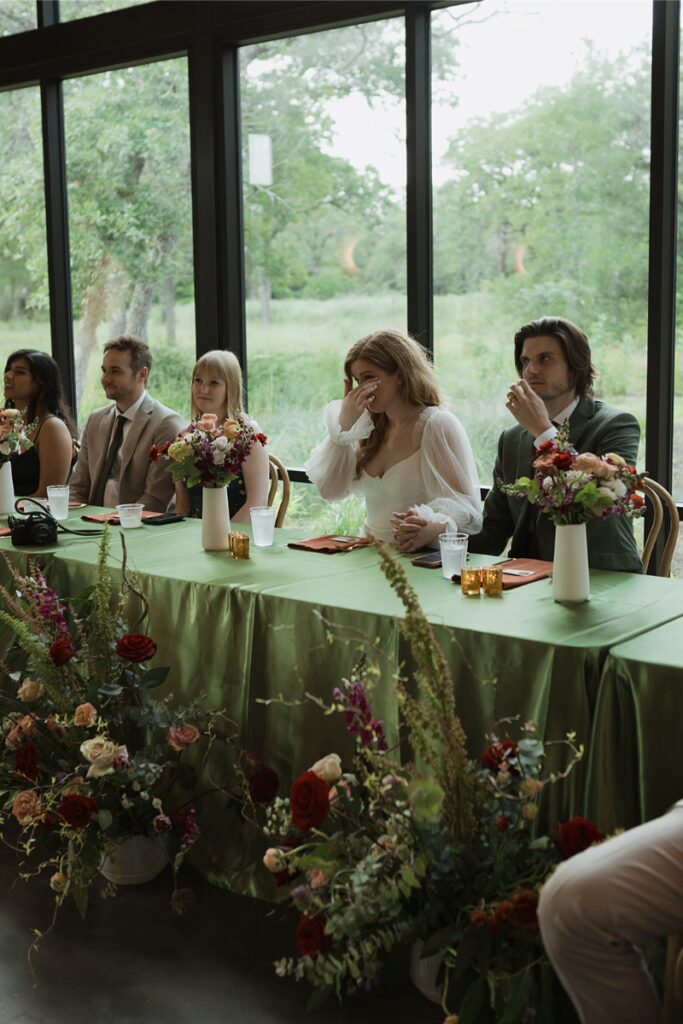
[8,511,58,547]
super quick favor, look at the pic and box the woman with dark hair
[3,349,78,497]
[305,328,481,551]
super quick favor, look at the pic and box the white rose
[562,470,583,485]
[86,741,127,779]
[608,478,627,498]
[80,736,109,762]
[310,753,342,783]
[597,485,615,501]
[542,476,555,492]
[212,450,226,466]
[213,435,229,450]
[0,442,11,456]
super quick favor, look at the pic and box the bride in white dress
[304,329,482,552]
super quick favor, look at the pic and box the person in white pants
[538,803,683,1024]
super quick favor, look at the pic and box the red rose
[554,816,604,859]
[14,741,39,780]
[50,636,75,666]
[537,440,556,453]
[630,494,645,508]
[149,444,160,462]
[296,913,332,958]
[496,814,509,832]
[553,452,574,470]
[58,793,98,829]
[494,900,513,926]
[290,770,329,832]
[469,908,488,928]
[249,765,279,805]
[508,890,539,931]
[481,740,519,774]
[116,633,157,662]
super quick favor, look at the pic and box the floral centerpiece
[244,544,603,1019]
[0,529,220,960]
[150,413,267,490]
[499,420,645,525]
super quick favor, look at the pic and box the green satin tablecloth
[584,619,683,834]
[2,512,682,893]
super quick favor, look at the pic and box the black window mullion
[220,47,247,384]
[645,0,680,569]
[40,76,77,415]
[405,3,433,354]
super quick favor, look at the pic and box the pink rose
[74,702,97,726]
[574,452,601,472]
[196,413,218,432]
[12,789,40,825]
[153,813,172,832]
[310,868,329,889]
[167,724,201,751]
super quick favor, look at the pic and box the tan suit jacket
[70,392,185,512]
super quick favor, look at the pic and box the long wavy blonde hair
[343,329,442,477]
[190,350,244,423]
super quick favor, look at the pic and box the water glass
[438,532,468,580]
[46,485,69,521]
[116,503,144,528]
[250,506,275,547]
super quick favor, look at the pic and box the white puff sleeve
[412,407,483,536]
[304,400,373,500]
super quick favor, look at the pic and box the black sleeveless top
[10,418,47,496]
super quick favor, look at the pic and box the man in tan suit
[70,335,184,511]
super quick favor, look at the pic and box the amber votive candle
[231,532,250,559]
[482,565,503,595]
[460,566,481,595]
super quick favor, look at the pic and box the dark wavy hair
[4,349,78,440]
[513,317,597,398]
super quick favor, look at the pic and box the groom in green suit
[469,316,643,573]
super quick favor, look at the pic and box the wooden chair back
[640,477,679,577]
[267,454,291,528]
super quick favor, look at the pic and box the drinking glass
[250,506,275,547]
[116,503,144,528]
[46,485,69,521]
[438,532,468,580]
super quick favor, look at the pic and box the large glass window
[62,59,195,424]
[0,87,50,369]
[432,1,652,490]
[59,0,150,22]
[0,1,36,34]
[240,21,406,533]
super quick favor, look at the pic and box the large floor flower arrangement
[0,530,223,958]
[246,544,601,1021]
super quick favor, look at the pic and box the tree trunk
[160,276,176,343]
[75,258,110,410]
[127,283,156,340]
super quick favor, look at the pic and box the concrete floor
[0,845,442,1024]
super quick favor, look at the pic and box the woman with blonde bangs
[305,329,481,551]
[174,350,269,522]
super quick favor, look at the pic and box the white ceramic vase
[0,460,15,516]
[201,485,231,551]
[552,522,590,603]
[409,940,446,1005]
[99,835,169,885]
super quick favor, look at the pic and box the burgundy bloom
[249,765,279,805]
[58,793,98,829]
[290,771,329,832]
[296,912,332,958]
[553,452,574,470]
[116,633,157,662]
[49,636,75,666]
[554,816,604,859]
[508,890,539,931]
[14,741,39,781]
[480,740,519,775]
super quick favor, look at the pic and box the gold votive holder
[481,565,503,595]
[231,532,250,559]
[460,566,481,595]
